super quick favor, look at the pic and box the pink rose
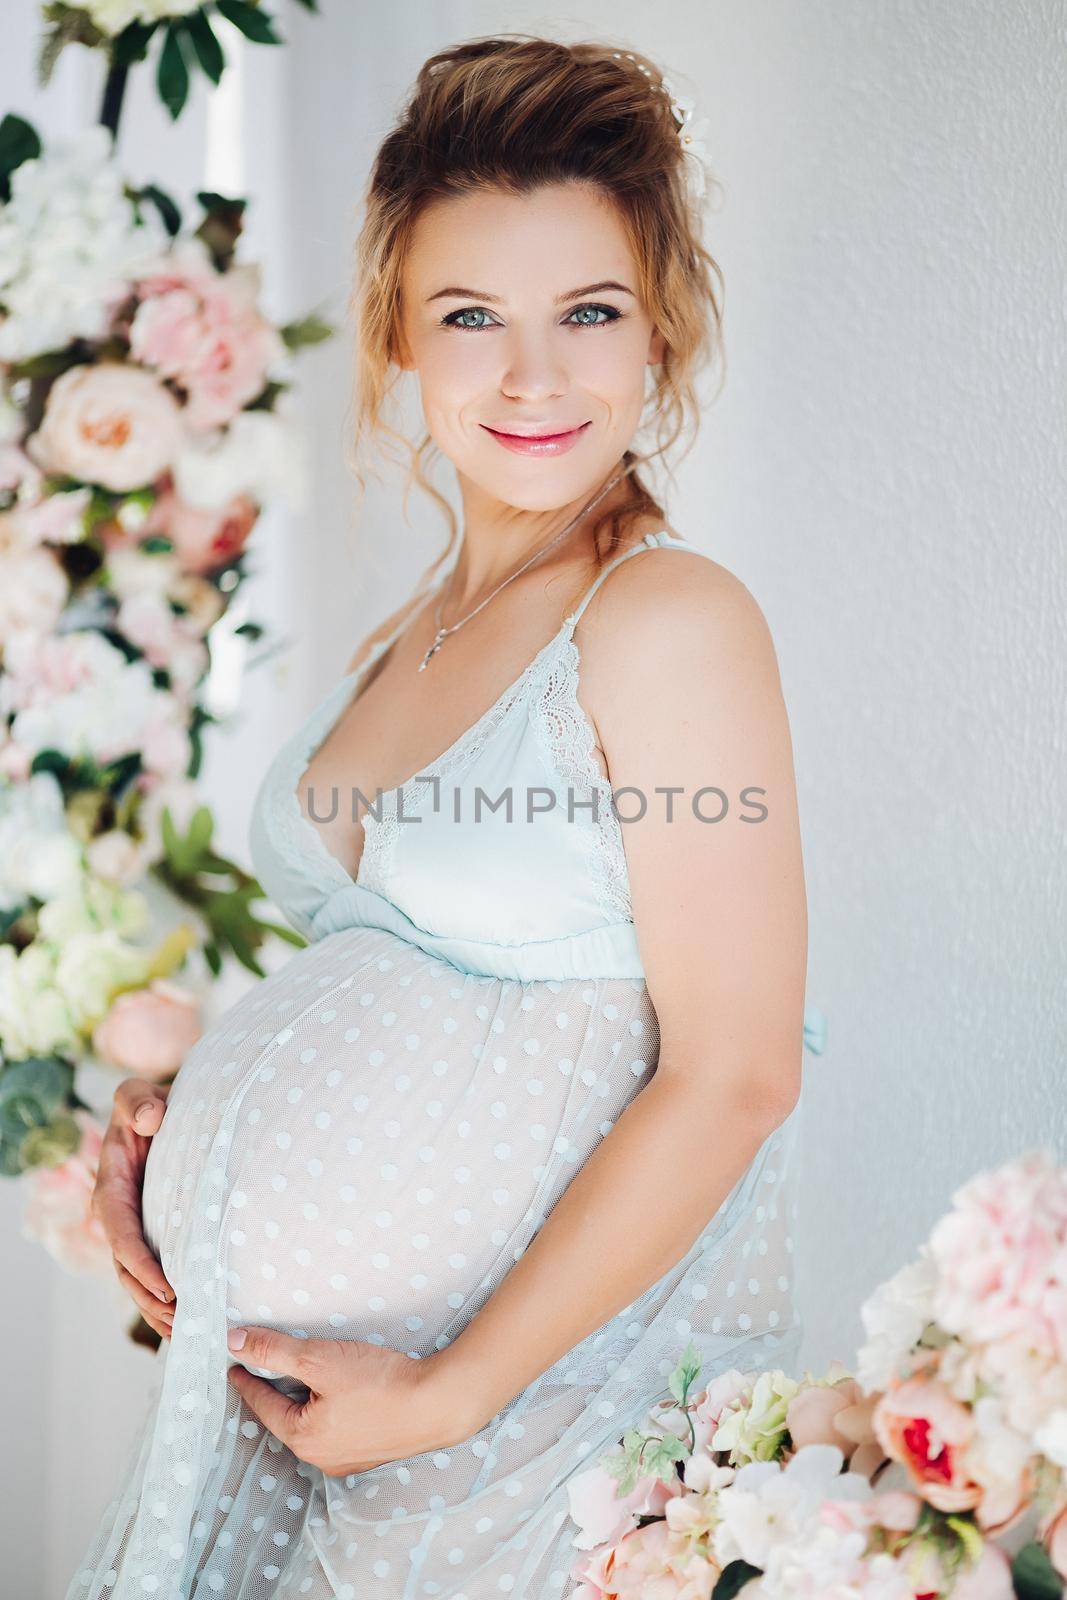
[908,1540,1015,1600]
[872,1367,981,1512]
[26,362,185,492]
[568,1462,675,1551]
[20,1110,112,1275]
[150,483,257,575]
[130,243,285,431]
[787,1375,872,1462]
[91,977,201,1080]
[0,545,69,644]
[690,1368,753,1454]
[599,1519,716,1600]
[0,443,43,497]
[5,487,92,547]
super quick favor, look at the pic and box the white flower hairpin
[611,53,712,203]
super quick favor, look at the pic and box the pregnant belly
[142,925,659,1360]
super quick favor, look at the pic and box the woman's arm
[425,548,809,1434]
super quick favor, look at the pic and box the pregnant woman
[71,35,823,1600]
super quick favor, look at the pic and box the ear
[647,326,666,366]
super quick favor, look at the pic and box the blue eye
[439,303,622,331]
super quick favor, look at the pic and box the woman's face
[397,181,665,512]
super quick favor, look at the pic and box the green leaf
[184,8,226,83]
[135,181,183,237]
[713,1561,763,1600]
[1011,1542,1064,1600]
[215,0,282,45]
[0,114,42,203]
[157,23,191,121]
[279,311,336,350]
[112,20,158,67]
[668,1340,702,1408]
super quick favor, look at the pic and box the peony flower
[567,1459,676,1552]
[148,483,257,575]
[928,1149,1067,1362]
[855,1254,940,1395]
[3,486,92,547]
[711,1444,873,1571]
[0,772,84,911]
[0,628,191,779]
[592,1517,717,1600]
[688,1368,754,1457]
[129,235,286,431]
[712,1369,800,1464]
[116,590,208,695]
[0,542,69,643]
[0,127,166,363]
[20,1109,112,1275]
[172,405,306,512]
[26,361,185,492]
[91,976,201,1080]
[871,1365,983,1513]
[0,942,81,1057]
[86,828,149,888]
[786,1367,875,1466]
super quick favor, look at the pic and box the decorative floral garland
[0,117,331,1295]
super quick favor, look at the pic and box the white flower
[712,1444,871,1571]
[0,772,84,911]
[0,543,69,644]
[0,629,190,778]
[0,942,79,1057]
[83,0,194,35]
[0,127,166,362]
[1034,1407,1067,1468]
[53,928,148,1033]
[173,406,308,513]
[854,1253,939,1394]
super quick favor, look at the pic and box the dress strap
[565,529,705,629]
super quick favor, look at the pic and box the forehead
[402,182,635,295]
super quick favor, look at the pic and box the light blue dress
[68,530,826,1599]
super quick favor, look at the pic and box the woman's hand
[225,1326,479,1475]
[91,1076,176,1341]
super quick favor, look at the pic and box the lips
[480,420,592,458]
[482,421,591,441]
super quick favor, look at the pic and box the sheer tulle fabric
[69,924,801,1597]
[67,533,810,1598]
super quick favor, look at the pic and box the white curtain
[1,2,1064,1592]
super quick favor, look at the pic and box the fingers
[227,1325,322,1386]
[114,1259,172,1341]
[112,1076,170,1135]
[227,1365,312,1451]
[93,1160,175,1303]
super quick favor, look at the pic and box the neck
[446,461,630,608]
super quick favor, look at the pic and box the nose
[499,329,568,403]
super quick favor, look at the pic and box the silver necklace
[417,467,627,672]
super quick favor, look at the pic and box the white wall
[1,3,1064,1592]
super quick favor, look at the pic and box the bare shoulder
[577,532,782,698]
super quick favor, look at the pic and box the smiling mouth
[481,421,591,441]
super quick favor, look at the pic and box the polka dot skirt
[69,925,803,1597]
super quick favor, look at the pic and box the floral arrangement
[39,0,319,123]
[567,1149,1067,1599]
[0,116,331,1281]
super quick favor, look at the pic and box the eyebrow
[426,279,636,305]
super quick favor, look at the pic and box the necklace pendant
[418,629,447,672]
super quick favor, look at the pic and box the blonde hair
[345,33,725,582]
